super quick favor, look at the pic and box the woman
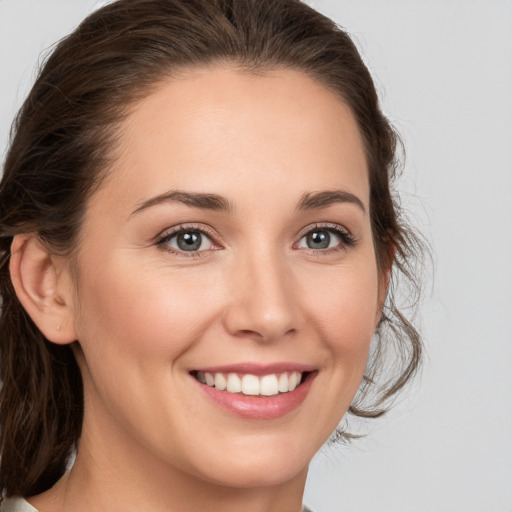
[0,0,423,510]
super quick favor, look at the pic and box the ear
[375,241,396,328]
[9,234,77,344]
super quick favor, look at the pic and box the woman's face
[69,66,385,488]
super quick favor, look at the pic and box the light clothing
[0,497,38,512]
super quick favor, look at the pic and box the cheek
[308,263,379,337]
[300,257,380,382]
[73,250,225,372]
[71,253,228,447]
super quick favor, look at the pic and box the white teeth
[227,373,242,393]
[198,371,305,396]
[241,374,260,395]
[278,372,289,392]
[260,374,279,396]
[205,372,215,386]
[288,371,301,391]
[214,373,227,391]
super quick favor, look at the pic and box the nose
[223,249,299,343]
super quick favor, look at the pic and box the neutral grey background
[1,1,511,511]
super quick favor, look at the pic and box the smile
[194,370,304,396]
[191,365,316,419]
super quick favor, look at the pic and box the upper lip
[191,362,316,376]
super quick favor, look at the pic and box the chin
[185,433,315,489]
[203,459,308,489]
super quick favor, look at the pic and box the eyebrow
[131,188,365,216]
[131,190,233,216]
[297,190,366,213]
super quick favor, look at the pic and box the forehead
[92,65,369,215]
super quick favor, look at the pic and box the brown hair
[0,0,424,498]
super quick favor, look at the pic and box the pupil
[178,231,202,251]
[308,230,330,249]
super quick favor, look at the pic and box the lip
[192,362,316,376]
[192,366,317,420]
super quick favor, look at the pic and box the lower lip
[195,373,316,420]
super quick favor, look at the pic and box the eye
[296,224,355,251]
[157,227,216,254]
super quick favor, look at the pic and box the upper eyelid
[156,223,219,243]
[155,221,354,249]
[295,222,357,252]
[155,224,221,258]
[296,221,352,238]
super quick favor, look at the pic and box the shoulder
[0,497,39,512]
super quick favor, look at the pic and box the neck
[29,417,308,512]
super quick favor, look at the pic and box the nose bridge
[224,240,298,341]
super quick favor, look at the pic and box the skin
[14,66,388,512]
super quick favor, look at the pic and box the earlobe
[9,234,77,344]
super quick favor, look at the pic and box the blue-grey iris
[177,231,202,251]
[307,230,330,249]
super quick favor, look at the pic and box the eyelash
[156,224,219,259]
[155,222,356,258]
[295,223,356,255]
